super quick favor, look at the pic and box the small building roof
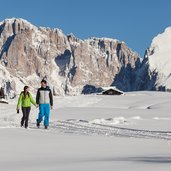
[98,86,125,95]
[0,98,8,104]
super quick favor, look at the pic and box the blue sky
[0,0,171,57]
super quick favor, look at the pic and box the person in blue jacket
[36,80,53,129]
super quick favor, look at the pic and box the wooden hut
[99,87,124,95]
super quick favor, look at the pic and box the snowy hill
[0,92,171,171]
[136,27,171,91]
[148,27,171,90]
[148,27,171,75]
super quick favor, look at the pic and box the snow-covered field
[0,91,171,171]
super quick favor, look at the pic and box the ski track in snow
[55,120,171,140]
[0,116,171,141]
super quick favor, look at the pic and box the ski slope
[0,91,171,171]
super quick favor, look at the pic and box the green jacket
[17,92,36,108]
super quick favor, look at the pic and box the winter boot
[36,119,40,128]
[45,126,48,129]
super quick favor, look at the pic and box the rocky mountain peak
[0,18,142,96]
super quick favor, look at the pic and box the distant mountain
[0,18,141,96]
[136,27,171,91]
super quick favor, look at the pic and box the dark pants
[21,107,31,128]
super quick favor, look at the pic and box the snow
[1,18,37,30]
[0,91,171,170]
[31,28,49,48]
[148,27,171,77]
[90,117,127,125]
[0,64,11,84]
[0,64,24,96]
[86,37,118,43]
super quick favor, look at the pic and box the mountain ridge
[0,18,170,96]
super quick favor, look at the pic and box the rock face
[0,18,141,95]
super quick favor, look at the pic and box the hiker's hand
[36,104,39,108]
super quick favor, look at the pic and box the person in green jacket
[17,86,38,128]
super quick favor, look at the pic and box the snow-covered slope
[148,27,171,76]
[147,27,171,90]
[135,27,171,91]
[0,92,171,171]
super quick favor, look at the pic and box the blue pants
[37,104,50,126]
